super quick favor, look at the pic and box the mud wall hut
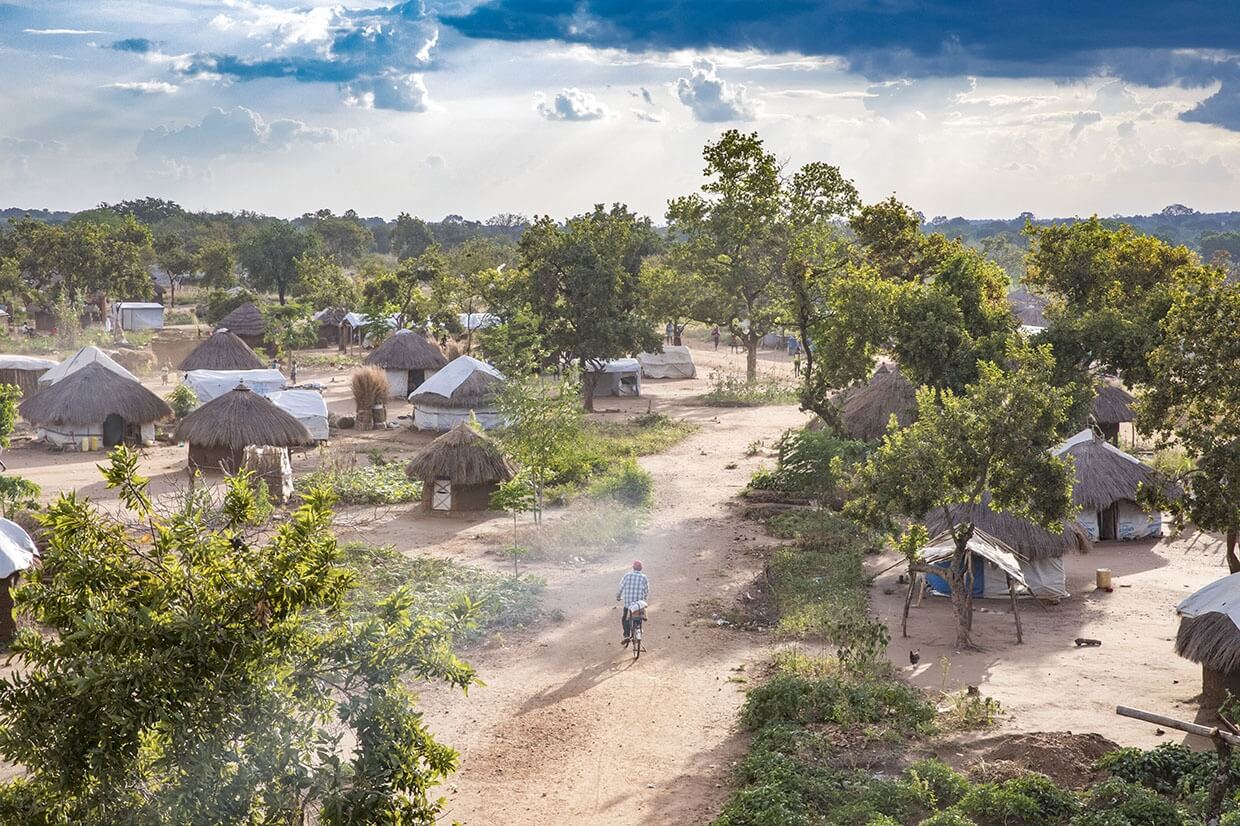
[363,329,448,398]
[175,385,312,473]
[19,362,170,449]
[406,424,516,513]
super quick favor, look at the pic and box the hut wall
[0,368,47,397]
[188,443,246,473]
[413,406,505,432]
[385,369,409,400]
[595,370,641,397]
[1074,501,1162,542]
[418,479,498,513]
[1018,557,1069,600]
[38,424,103,450]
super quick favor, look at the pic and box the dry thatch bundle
[1091,382,1135,425]
[178,330,265,371]
[175,385,312,450]
[924,499,1091,561]
[363,330,448,371]
[215,302,266,338]
[1177,612,1240,675]
[351,367,389,410]
[1058,434,1159,511]
[406,424,515,485]
[19,362,171,426]
[837,364,917,441]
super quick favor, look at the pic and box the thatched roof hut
[175,384,312,472]
[1054,429,1166,540]
[1008,286,1049,328]
[19,362,170,449]
[406,424,515,513]
[1176,573,1240,709]
[1091,382,1135,425]
[0,355,56,397]
[410,356,506,431]
[838,364,918,442]
[214,302,267,349]
[363,330,448,398]
[924,500,1090,562]
[177,330,265,372]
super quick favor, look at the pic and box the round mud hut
[925,499,1091,600]
[177,330,266,372]
[19,362,170,450]
[363,329,448,398]
[838,364,918,442]
[409,355,506,431]
[1177,573,1240,709]
[175,384,313,473]
[214,302,267,352]
[1090,382,1135,445]
[0,355,56,398]
[406,423,516,513]
[1053,428,1165,541]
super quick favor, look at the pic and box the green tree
[305,211,373,266]
[639,259,707,346]
[263,303,318,365]
[292,253,361,311]
[0,216,153,307]
[391,212,435,262]
[195,240,237,290]
[514,205,662,410]
[0,448,477,823]
[238,221,318,304]
[494,373,583,523]
[853,343,1075,649]
[1139,267,1240,572]
[153,233,197,308]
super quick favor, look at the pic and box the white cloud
[107,81,179,95]
[23,28,108,35]
[136,107,336,170]
[343,73,431,113]
[1069,110,1104,138]
[674,58,758,121]
[536,88,609,122]
[217,0,338,47]
[632,109,663,123]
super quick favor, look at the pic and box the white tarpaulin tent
[460,312,499,331]
[410,355,506,431]
[113,302,164,330]
[0,518,36,578]
[638,345,696,379]
[39,346,137,386]
[0,355,57,372]
[591,358,642,397]
[268,389,329,441]
[920,528,1029,599]
[184,369,285,403]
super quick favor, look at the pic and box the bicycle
[628,604,647,660]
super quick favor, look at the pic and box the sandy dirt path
[423,397,807,825]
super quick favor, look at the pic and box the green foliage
[749,427,868,499]
[0,447,476,823]
[702,369,800,406]
[0,383,20,447]
[740,670,934,735]
[0,474,39,518]
[298,461,421,505]
[239,220,319,304]
[200,288,258,325]
[1074,778,1183,825]
[166,383,198,419]
[586,458,654,507]
[391,212,435,261]
[263,302,318,357]
[495,373,585,517]
[906,760,971,810]
[1095,743,1221,797]
[920,813,978,826]
[0,215,153,306]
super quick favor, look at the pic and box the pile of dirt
[952,731,1119,789]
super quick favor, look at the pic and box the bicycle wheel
[632,620,642,660]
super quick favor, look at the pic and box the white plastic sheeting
[39,346,137,385]
[0,355,57,372]
[410,355,503,401]
[1020,556,1069,600]
[1179,573,1240,628]
[591,358,642,397]
[638,345,696,379]
[113,302,164,330]
[183,369,285,403]
[920,528,1028,599]
[268,389,329,441]
[1054,428,1165,540]
[410,356,506,432]
[0,518,36,578]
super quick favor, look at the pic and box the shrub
[1074,778,1183,826]
[906,760,971,810]
[297,461,420,505]
[1002,774,1080,822]
[921,813,979,826]
[702,369,799,406]
[1096,743,1218,796]
[351,366,389,411]
[740,672,934,736]
[167,383,198,419]
[953,782,1043,825]
[165,309,197,325]
[586,458,653,507]
[748,428,868,500]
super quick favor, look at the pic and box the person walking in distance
[616,560,649,646]
[711,326,721,350]
[665,321,674,345]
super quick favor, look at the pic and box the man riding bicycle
[616,560,649,647]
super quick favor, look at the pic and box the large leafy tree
[239,221,319,304]
[512,204,662,410]
[854,343,1075,650]
[0,449,476,823]
[303,209,373,266]
[0,216,153,307]
[391,212,435,262]
[153,233,197,308]
[195,240,237,290]
[1139,267,1240,572]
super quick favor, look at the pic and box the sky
[2,0,1240,221]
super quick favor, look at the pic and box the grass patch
[297,351,363,368]
[525,498,645,563]
[540,412,695,503]
[299,461,421,505]
[701,369,799,407]
[341,542,543,641]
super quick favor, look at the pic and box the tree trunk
[582,371,599,413]
[1227,527,1240,574]
[278,283,287,305]
[168,279,176,310]
[949,528,977,650]
[1205,734,1235,826]
[745,333,758,382]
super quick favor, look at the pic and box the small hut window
[431,478,452,511]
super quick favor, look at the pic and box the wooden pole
[1007,575,1023,644]
[902,568,916,639]
[1115,705,1240,746]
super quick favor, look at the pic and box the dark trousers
[622,607,632,639]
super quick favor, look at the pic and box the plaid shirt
[617,571,649,606]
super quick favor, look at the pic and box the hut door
[1099,503,1119,541]
[408,369,426,392]
[431,479,452,511]
[102,414,124,448]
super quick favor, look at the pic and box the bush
[586,458,653,507]
[1074,778,1183,826]
[165,309,197,325]
[167,383,198,419]
[1096,743,1218,796]
[740,672,934,736]
[199,289,257,325]
[1002,774,1080,822]
[749,428,868,500]
[297,461,420,505]
[702,369,799,406]
[907,760,971,809]
[921,813,978,826]
[953,782,1043,825]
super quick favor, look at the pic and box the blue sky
[2,0,1239,220]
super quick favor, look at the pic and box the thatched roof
[1008,286,1048,327]
[177,330,265,371]
[1054,430,1159,511]
[316,307,348,327]
[175,385,312,450]
[411,356,505,409]
[363,330,448,371]
[837,364,918,441]
[19,362,171,426]
[1091,382,1135,425]
[1176,613,1240,674]
[215,302,266,337]
[924,499,1091,561]
[405,424,516,485]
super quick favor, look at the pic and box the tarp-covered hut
[363,329,448,398]
[177,330,266,372]
[1054,428,1164,541]
[409,355,506,431]
[406,423,516,512]
[921,528,1030,600]
[175,385,313,472]
[20,362,169,449]
[214,302,267,350]
[0,355,56,397]
[267,389,329,441]
[838,364,918,442]
[183,369,285,403]
[1177,574,1240,709]
[592,358,642,397]
[113,302,164,331]
[39,346,137,386]
[638,345,696,379]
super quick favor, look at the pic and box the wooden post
[1007,575,1023,644]
[902,567,916,639]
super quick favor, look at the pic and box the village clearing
[0,334,1228,824]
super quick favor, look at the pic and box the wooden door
[432,479,452,511]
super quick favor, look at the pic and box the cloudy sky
[2,0,1240,221]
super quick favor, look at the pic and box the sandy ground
[4,332,1237,820]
